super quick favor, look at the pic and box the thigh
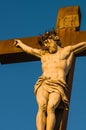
[36,86,49,106]
[48,92,61,109]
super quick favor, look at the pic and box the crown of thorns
[38,30,60,46]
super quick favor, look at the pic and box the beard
[49,47,57,53]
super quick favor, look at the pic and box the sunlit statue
[14,30,86,130]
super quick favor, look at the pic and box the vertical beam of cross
[55,6,86,130]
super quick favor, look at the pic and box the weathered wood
[0,5,86,130]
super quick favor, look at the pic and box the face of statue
[43,39,57,53]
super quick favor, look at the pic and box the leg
[36,86,49,130]
[46,92,61,130]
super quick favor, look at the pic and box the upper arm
[30,48,42,58]
[70,42,86,54]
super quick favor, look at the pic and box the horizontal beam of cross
[0,30,86,64]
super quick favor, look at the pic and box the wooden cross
[0,6,86,130]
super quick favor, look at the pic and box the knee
[38,103,47,112]
[47,104,56,113]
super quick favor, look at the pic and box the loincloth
[34,76,69,109]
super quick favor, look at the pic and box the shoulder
[60,46,72,57]
[33,49,48,58]
[30,48,43,58]
[63,46,71,52]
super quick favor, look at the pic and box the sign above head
[56,6,80,30]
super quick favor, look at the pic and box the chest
[41,50,72,69]
[41,51,70,63]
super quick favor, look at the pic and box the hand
[14,39,22,47]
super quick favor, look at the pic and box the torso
[41,47,73,81]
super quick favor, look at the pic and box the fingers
[14,39,17,46]
[14,39,20,47]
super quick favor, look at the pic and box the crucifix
[0,6,86,130]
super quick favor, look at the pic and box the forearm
[14,39,34,53]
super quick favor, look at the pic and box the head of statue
[38,30,61,47]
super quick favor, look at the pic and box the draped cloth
[34,76,69,109]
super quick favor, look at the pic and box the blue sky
[0,0,86,130]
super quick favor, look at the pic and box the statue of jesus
[14,30,86,130]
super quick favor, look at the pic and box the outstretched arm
[14,39,42,58]
[70,42,86,54]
